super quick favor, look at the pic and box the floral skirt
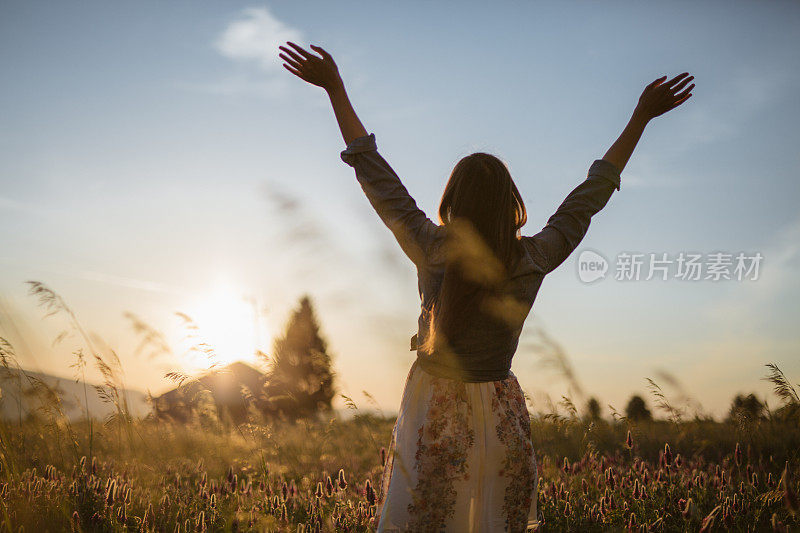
[375,360,539,532]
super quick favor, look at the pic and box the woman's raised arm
[279,42,444,266]
[279,41,367,146]
[524,72,695,273]
[602,72,694,173]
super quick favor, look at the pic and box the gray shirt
[341,133,621,382]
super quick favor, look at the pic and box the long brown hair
[419,152,527,356]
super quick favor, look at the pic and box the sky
[1,0,799,419]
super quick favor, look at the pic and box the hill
[0,367,149,421]
[153,361,267,424]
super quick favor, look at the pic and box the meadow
[1,388,799,531]
[1,283,799,531]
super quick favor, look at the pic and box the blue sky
[1,1,798,418]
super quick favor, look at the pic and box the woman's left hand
[279,42,343,93]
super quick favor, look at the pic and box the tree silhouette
[728,393,765,423]
[263,295,336,420]
[625,395,652,421]
[586,397,602,421]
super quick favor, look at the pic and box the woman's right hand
[633,73,695,122]
[279,42,344,94]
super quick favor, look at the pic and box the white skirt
[375,360,539,533]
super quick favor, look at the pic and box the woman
[279,41,693,532]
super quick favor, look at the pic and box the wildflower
[105,479,117,506]
[338,469,348,490]
[563,501,571,517]
[582,478,588,495]
[365,479,376,506]
[626,429,633,449]
[663,443,673,466]
[627,512,636,531]
[735,442,742,466]
[315,481,324,498]
[563,457,570,473]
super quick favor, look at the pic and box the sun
[183,282,269,369]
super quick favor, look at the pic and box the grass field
[1,284,799,531]
[1,398,798,531]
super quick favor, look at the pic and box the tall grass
[0,281,798,531]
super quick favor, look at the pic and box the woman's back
[412,235,543,382]
[338,132,621,383]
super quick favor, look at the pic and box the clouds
[214,7,302,73]
[181,7,304,98]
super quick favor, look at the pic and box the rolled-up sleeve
[523,159,621,273]
[341,133,443,266]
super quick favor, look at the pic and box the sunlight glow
[182,282,269,370]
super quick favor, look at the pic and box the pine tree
[586,397,602,421]
[728,393,765,423]
[625,395,652,421]
[263,295,335,420]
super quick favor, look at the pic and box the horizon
[1,355,780,422]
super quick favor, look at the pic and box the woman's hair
[419,152,527,356]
